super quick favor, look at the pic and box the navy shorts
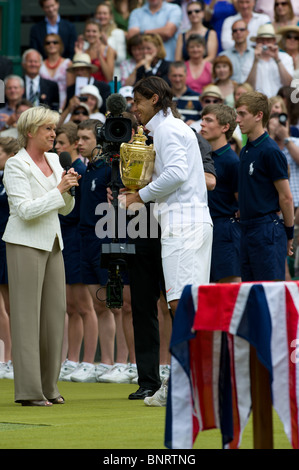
[210,217,241,282]
[80,234,129,286]
[240,213,287,282]
[0,238,8,284]
[62,225,83,284]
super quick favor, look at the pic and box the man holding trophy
[119,76,213,406]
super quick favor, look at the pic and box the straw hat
[67,52,98,73]
[200,84,223,101]
[250,24,281,43]
[277,25,299,48]
[80,84,103,109]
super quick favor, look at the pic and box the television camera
[96,87,135,309]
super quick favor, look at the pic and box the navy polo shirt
[208,144,239,218]
[238,132,288,220]
[172,87,202,122]
[79,159,112,237]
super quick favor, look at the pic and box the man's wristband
[284,225,294,240]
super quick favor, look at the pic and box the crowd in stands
[0,0,299,391]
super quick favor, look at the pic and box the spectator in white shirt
[246,24,294,97]
[221,0,271,51]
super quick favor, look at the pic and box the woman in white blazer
[3,106,80,406]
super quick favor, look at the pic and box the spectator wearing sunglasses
[175,0,218,63]
[255,0,299,21]
[277,26,299,73]
[190,84,224,133]
[40,34,74,111]
[272,0,299,32]
[219,20,255,84]
[221,0,271,51]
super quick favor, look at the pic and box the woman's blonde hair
[142,33,166,60]
[17,106,60,148]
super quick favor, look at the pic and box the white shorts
[161,223,213,303]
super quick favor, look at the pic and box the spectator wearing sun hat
[65,52,111,114]
[277,25,299,74]
[79,85,105,123]
[247,23,294,97]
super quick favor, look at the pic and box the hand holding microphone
[58,152,80,196]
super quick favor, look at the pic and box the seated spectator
[127,0,182,61]
[233,82,254,104]
[168,61,202,125]
[175,1,218,63]
[246,24,294,97]
[75,19,115,84]
[277,25,299,74]
[184,34,212,94]
[190,84,224,132]
[219,19,255,84]
[273,0,299,32]
[39,33,74,111]
[135,33,171,85]
[212,55,236,107]
[94,2,127,84]
[22,49,60,111]
[204,0,237,53]
[30,0,77,59]
[221,0,271,51]
[119,34,145,86]
[110,0,143,32]
[79,85,105,123]
[65,52,111,114]
[0,76,25,131]
[0,99,33,138]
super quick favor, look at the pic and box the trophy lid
[131,126,149,146]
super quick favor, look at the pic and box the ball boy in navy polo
[200,104,241,283]
[235,91,294,282]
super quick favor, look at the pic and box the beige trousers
[6,238,66,402]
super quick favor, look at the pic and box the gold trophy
[119,126,155,197]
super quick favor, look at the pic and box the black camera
[96,90,135,308]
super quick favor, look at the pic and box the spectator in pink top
[184,34,212,94]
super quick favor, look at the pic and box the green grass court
[0,379,292,450]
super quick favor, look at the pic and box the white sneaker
[105,363,138,384]
[144,379,168,407]
[59,360,78,381]
[0,362,7,379]
[98,363,128,383]
[3,360,14,380]
[159,365,170,382]
[95,363,112,382]
[71,362,97,383]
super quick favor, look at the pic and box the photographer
[246,24,294,97]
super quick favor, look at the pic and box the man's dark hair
[77,119,102,138]
[133,76,177,116]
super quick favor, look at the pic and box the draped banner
[165,282,299,449]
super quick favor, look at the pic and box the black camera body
[96,92,135,309]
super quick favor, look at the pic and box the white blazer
[2,148,74,251]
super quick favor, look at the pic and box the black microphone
[59,151,76,197]
[106,93,128,116]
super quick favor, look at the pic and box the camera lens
[110,121,128,140]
